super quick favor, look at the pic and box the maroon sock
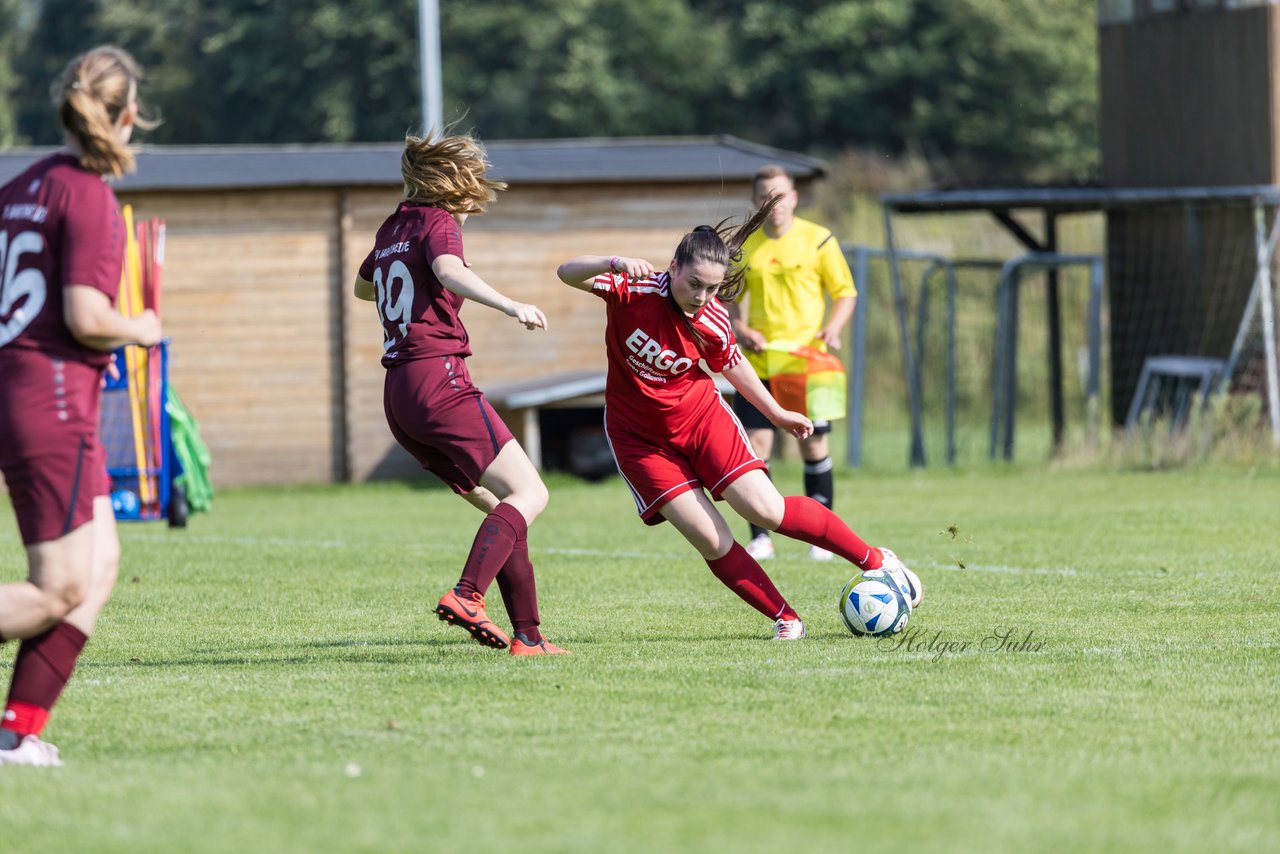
[706,542,798,621]
[2,622,88,738]
[495,538,542,643]
[455,503,526,600]
[774,495,882,569]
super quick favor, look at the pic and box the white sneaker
[771,618,806,640]
[0,735,63,767]
[878,547,923,609]
[808,545,834,562]
[745,534,776,561]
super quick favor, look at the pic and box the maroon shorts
[383,354,514,494]
[605,394,768,526]
[0,350,109,546]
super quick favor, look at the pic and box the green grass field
[2,462,1278,853]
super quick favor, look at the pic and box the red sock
[706,542,798,621]
[774,496,882,570]
[2,622,88,738]
[494,538,542,643]
[455,503,526,600]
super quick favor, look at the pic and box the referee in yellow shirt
[727,164,856,561]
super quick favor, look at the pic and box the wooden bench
[484,371,608,470]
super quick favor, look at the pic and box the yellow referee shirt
[738,216,856,377]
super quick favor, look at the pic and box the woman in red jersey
[0,46,163,766]
[354,132,567,656]
[556,204,918,640]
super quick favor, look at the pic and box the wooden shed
[1098,0,1279,421]
[0,137,822,486]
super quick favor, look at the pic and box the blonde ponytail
[55,46,157,178]
[401,132,507,214]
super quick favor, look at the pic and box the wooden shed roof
[0,135,824,192]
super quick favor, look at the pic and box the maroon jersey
[358,202,470,367]
[0,153,124,367]
[0,153,121,544]
[591,270,744,436]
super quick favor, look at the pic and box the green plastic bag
[166,386,213,513]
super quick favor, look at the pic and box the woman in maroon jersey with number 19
[557,201,919,640]
[354,132,567,656]
[0,46,163,766]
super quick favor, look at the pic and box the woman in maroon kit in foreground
[0,46,163,766]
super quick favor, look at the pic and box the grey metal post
[847,248,870,468]
[1044,213,1065,448]
[920,259,958,465]
[418,0,443,134]
[882,209,927,466]
[991,253,1105,460]
[916,264,932,399]
[1002,266,1021,460]
[1222,213,1280,384]
[1253,203,1280,444]
[945,264,958,464]
[989,258,1016,459]
[1087,258,1104,426]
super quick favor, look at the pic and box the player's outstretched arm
[64,285,163,351]
[557,256,655,291]
[722,359,813,440]
[432,253,547,331]
[353,276,375,302]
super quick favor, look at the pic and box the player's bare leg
[476,440,548,524]
[659,489,736,560]
[460,485,499,513]
[660,489,801,638]
[0,497,113,766]
[0,520,94,641]
[63,497,122,637]
[743,426,777,560]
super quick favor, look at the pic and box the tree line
[0,0,1098,181]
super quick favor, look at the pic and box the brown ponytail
[667,195,782,344]
[671,194,781,303]
[55,46,157,178]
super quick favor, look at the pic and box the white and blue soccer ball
[839,569,911,637]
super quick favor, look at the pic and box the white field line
[0,531,1183,577]
[916,560,1078,577]
[116,531,663,560]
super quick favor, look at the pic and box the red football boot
[435,589,509,649]
[509,633,571,656]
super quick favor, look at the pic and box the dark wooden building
[1099,0,1276,420]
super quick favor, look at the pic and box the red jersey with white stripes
[591,270,743,435]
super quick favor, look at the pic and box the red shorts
[605,395,768,525]
[383,354,514,494]
[0,350,109,546]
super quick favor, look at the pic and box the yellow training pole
[119,205,153,508]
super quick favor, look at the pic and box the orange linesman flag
[762,342,847,422]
